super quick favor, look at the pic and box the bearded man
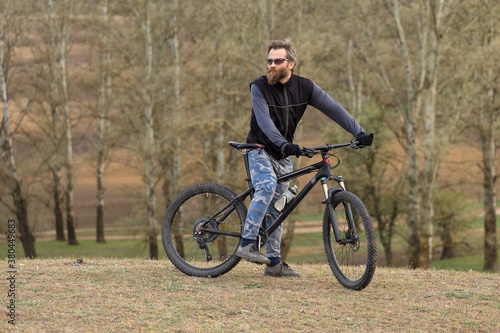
[235,39,373,277]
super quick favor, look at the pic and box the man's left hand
[356,132,374,147]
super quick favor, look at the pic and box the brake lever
[301,148,316,158]
[351,141,364,149]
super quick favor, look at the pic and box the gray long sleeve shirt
[250,81,365,149]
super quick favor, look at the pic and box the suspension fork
[323,177,357,243]
[322,178,342,242]
[336,175,357,231]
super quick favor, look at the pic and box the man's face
[267,48,295,85]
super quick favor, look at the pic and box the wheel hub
[193,218,218,243]
[339,229,360,251]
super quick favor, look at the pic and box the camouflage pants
[242,149,293,258]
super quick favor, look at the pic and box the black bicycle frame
[202,150,348,243]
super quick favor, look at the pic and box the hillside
[3,258,499,332]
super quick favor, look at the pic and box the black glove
[281,143,302,158]
[356,132,374,147]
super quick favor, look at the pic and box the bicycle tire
[322,190,377,290]
[162,182,246,277]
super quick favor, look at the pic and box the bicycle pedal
[246,259,264,265]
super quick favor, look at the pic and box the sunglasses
[267,58,290,66]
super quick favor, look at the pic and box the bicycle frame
[202,148,351,244]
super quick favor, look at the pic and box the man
[235,39,373,277]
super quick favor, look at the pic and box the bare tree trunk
[418,0,450,269]
[59,0,78,245]
[420,89,440,267]
[141,1,158,259]
[161,0,183,258]
[0,33,37,258]
[47,0,65,241]
[439,219,456,260]
[171,0,182,198]
[51,166,65,240]
[215,58,225,184]
[480,4,499,271]
[481,87,498,271]
[96,0,112,244]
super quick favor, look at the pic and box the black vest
[246,74,314,160]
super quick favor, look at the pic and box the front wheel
[323,191,377,290]
[162,183,246,277]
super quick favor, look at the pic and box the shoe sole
[235,252,270,265]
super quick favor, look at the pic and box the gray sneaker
[264,262,301,277]
[235,243,271,264]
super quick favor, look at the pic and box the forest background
[1,0,498,271]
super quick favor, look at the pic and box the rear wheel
[162,183,246,277]
[323,191,377,290]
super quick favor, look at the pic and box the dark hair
[266,38,297,72]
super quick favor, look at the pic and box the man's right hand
[281,143,302,158]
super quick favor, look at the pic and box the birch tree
[0,0,37,258]
[57,0,78,245]
[461,0,499,271]
[46,0,65,241]
[28,0,79,244]
[116,0,173,259]
[139,0,157,259]
[356,0,461,267]
[95,0,113,243]
[160,0,181,205]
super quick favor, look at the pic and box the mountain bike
[161,140,377,290]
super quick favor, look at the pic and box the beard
[267,66,289,85]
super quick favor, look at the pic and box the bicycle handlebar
[301,140,362,158]
[229,135,371,158]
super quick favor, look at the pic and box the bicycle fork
[322,177,358,245]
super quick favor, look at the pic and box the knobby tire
[322,191,377,290]
[162,183,246,277]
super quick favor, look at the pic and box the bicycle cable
[326,141,359,169]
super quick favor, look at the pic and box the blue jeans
[242,149,293,258]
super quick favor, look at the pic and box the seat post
[242,149,253,192]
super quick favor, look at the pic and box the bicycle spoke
[323,191,377,290]
[162,183,245,277]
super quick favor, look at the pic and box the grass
[1,238,168,259]
[2,258,499,332]
[431,252,500,272]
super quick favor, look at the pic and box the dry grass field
[2,258,499,332]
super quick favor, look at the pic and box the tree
[26,0,79,244]
[114,0,175,259]
[0,0,37,258]
[43,0,66,241]
[356,0,462,268]
[136,0,158,259]
[56,0,79,245]
[461,0,499,271]
[94,0,113,243]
